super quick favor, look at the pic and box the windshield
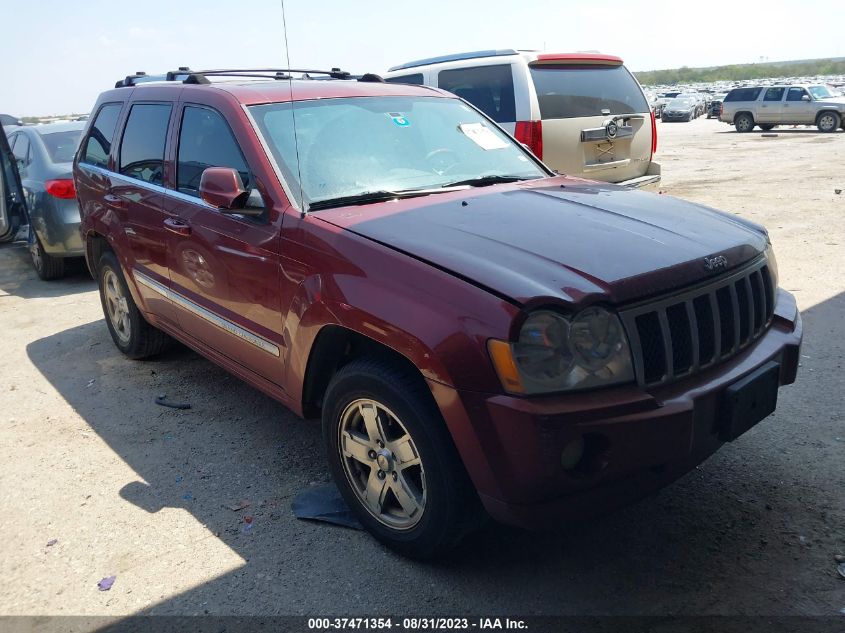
[38,130,83,163]
[808,85,834,99]
[528,65,649,119]
[249,96,546,207]
[667,98,693,108]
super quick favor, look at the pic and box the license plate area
[719,361,780,442]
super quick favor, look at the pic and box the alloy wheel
[818,113,837,132]
[337,398,426,529]
[103,269,131,344]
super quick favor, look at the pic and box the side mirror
[801,95,810,102]
[199,167,262,216]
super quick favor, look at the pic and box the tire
[30,233,65,280]
[97,251,172,359]
[734,113,755,133]
[759,124,776,131]
[323,357,482,559]
[817,111,840,133]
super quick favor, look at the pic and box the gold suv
[719,84,845,132]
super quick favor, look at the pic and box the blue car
[6,121,86,279]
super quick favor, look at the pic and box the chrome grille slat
[620,257,774,388]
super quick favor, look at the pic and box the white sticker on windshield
[458,123,509,150]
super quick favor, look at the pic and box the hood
[819,96,845,108]
[316,177,768,307]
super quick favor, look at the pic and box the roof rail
[115,67,363,88]
[388,49,519,72]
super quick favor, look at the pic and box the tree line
[635,58,845,86]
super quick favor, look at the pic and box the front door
[758,87,785,123]
[164,103,284,382]
[783,87,815,124]
[0,128,27,242]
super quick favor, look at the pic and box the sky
[0,0,841,116]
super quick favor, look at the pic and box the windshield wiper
[307,185,473,211]
[439,175,528,188]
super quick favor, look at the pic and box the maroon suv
[73,69,802,558]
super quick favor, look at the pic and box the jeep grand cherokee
[73,68,802,559]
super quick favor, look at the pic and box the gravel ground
[0,117,843,619]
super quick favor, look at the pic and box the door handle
[163,217,192,236]
[104,193,126,209]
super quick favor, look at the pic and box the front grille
[620,258,775,387]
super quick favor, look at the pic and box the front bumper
[434,290,802,529]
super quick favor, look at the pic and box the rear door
[0,129,27,242]
[758,87,785,123]
[527,58,653,183]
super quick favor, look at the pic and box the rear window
[82,103,122,168]
[529,65,649,119]
[724,87,762,102]
[39,130,83,163]
[437,64,516,123]
[385,73,424,85]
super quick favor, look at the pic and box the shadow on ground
[25,291,845,617]
[0,242,93,299]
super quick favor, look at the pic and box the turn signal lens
[45,179,76,199]
[487,339,525,394]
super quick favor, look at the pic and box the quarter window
[437,65,516,123]
[764,87,785,101]
[119,104,171,184]
[786,87,809,102]
[82,103,122,168]
[177,106,250,196]
[724,87,763,102]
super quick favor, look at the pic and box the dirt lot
[1,117,843,619]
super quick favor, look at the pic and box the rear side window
[385,73,424,85]
[437,65,516,123]
[119,104,172,184]
[724,88,762,102]
[11,134,30,167]
[82,103,122,168]
[529,65,649,119]
[177,106,250,196]
[764,87,785,101]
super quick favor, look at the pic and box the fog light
[560,436,585,470]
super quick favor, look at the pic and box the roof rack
[388,49,519,72]
[114,67,383,88]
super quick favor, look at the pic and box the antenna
[280,0,306,215]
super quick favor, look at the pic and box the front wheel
[97,251,172,359]
[817,111,841,133]
[323,358,482,559]
[735,113,755,133]
[759,124,776,131]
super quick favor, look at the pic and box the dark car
[661,97,696,122]
[7,122,86,278]
[72,69,801,559]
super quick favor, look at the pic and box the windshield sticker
[458,123,509,150]
[388,112,410,127]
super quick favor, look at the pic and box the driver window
[119,103,171,185]
[177,106,250,198]
[786,88,808,102]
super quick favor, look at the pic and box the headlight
[488,307,635,395]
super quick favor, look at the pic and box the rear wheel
[817,111,840,133]
[734,113,755,132]
[323,358,482,559]
[97,251,171,359]
[30,233,65,280]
